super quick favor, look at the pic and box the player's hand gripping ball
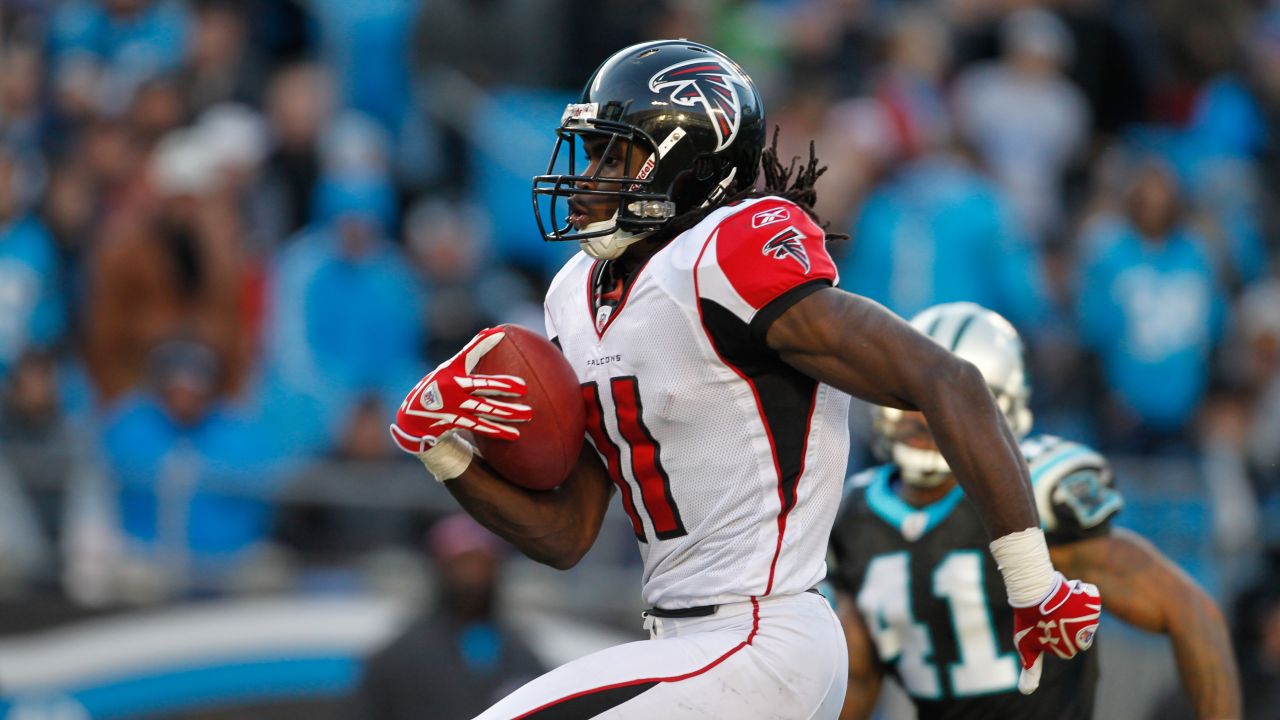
[391,327,533,445]
[390,326,584,490]
[1011,572,1102,694]
[470,325,585,490]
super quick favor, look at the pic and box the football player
[830,302,1241,719]
[391,41,1101,718]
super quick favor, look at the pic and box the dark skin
[837,412,1241,720]
[443,138,1037,568]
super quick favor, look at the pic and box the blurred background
[0,0,1277,718]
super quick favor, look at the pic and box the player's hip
[640,592,846,719]
[638,531,835,610]
[643,589,838,645]
[475,591,847,720]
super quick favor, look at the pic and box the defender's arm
[1050,529,1241,718]
[837,592,884,720]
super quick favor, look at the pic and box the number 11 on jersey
[582,378,687,542]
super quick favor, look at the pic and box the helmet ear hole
[668,169,713,214]
[669,171,695,205]
[692,154,718,181]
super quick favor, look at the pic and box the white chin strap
[579,215,650,260]
[893,444,953,488]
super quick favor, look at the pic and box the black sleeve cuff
[749,278,833,344]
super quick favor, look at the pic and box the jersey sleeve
[696,198,838,341]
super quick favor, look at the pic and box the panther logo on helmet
[649,58,749,152]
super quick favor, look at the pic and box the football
[472,324,585,490]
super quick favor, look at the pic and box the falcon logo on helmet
[533,40,765,252]
[649,58,749,152]
[762,226,811,273]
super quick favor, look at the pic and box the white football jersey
[544,196,851,609]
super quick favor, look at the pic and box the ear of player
[1011,571,1102,695]
[389,328,533,453]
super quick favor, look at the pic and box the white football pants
[473,590,847,719]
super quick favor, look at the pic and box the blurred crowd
[1,0,1279,715]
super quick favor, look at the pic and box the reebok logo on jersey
[751,206,789,228]
[762,226,811,273]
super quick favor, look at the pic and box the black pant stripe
[517,681,659,719]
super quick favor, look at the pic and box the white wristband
[990,527,1056,607]
[416,432,475,482]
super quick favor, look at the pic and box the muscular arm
[837,592,883,720]
[768,288,1038,537]
[1050,529,1241,718]
[444,444,614,570]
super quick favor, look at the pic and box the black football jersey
[829,435,1124,720]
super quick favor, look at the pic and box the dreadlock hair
[658,126,848,244]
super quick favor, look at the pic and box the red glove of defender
[1012,572,1102,694]
[390,328,533,453]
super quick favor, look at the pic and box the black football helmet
[532,40,766,258]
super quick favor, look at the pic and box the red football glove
[389,328,533,453]
[1012,572,1102,694]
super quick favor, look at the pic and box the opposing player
[390,41,1101,718]
[830,302,1240,719]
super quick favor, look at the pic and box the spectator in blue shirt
[263,171,424,451]
[840,150,1048,335]
[49,0,190,78]
[101,339,282,590]
[0,148,65,380]
[305,0,421,135]
[1077,159,1226,453]
[403,198,542,365]
[1124,77,1271,290]
[1184,76,1270,289]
